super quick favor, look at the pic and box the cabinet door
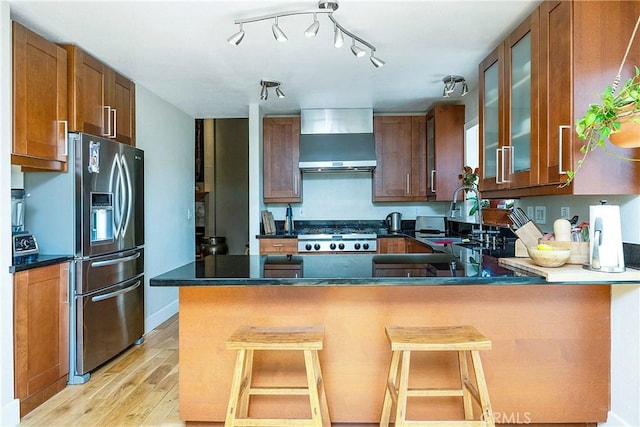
[377,238,406,254]
[109,70,136,146]
[12,22,68,171]
[263,117,301,203]
[427,105,465,201]
[373,116,413,201]
[539,1,572,186]
[479,46,504,192]
[65,45,108,137]
[410,116,428,198]
[504,12,539,188]
[14,263,69,417]
[406,239,433,254]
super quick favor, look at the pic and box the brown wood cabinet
[263,117,301,203]
[479,11,538,193]
[12,22,68,171]
[62,45,136,146]
[426,105,465,201]
[14,262,69,417]
[378,237,433,254]
[480,0,640,198]
[259,238,298,255]
[373,116,427,202]
[373,263,431,277]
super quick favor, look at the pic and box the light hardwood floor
[19,315,184,427]
[16,315,388,427]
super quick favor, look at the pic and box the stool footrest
[232,418,317,427]
[406,388,465,397]
[248,386,310,396]
[402,421,489,427]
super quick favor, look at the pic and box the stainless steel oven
[297,225,377,253]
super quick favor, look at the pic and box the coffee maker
[11,188,39,261]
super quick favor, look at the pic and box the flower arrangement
[458,166,479,188]
[458,166,480,215]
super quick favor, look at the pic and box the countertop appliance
[386,212,402,233]
[25,132,145,384]
[586,201,625,272]
[11,188,39,260]
[297,224,377,253]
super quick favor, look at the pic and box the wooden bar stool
[380,325,495,427]
[225,325,330,427]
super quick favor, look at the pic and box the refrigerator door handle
[90,251,141,268]
[91,280,141,303]
[109,154,123,239]
[120,154,133,237]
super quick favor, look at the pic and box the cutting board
[499,257,640,283]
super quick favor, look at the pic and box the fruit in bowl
[527,245,571,267]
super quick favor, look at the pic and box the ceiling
[8,0,540,118]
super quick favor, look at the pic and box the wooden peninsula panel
[178,285,610,424]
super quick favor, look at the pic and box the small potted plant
[563,16,640,187]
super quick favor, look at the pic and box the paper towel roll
[589,204,625,271]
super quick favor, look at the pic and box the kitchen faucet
[450,185,483,235]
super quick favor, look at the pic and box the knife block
[513,221,543,249]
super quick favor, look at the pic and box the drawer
[260,239,298,254]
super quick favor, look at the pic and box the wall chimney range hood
[299,108,376,172]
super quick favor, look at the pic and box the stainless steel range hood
[299,108,376,172]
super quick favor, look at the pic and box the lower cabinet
[14,262,69,417]
[263,257,303,278]
[378,237,434,254]
[373,263,432,277]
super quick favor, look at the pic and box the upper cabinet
[480,0,640,198]
[426,104,465,201]
[263,117,301,203]
[373,116,427,202]
[12,22,68,172]
[479,12,538,193]
[62,45,136,146]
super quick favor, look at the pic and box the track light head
[351,40,366,58]
[272,17,288,42]
[227,24,245,46]
[369,50,385,68]
[275,86,286,98]
[334,24,344,48]
[305,13,320,37]
[461,82,469,96]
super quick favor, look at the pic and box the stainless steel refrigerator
[25,132,144,384]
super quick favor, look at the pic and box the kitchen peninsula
[151,253,620,425]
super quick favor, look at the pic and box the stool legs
[380,349,494,427]
[470,350,495,427]
[304,350,331,427]
[225,348,329,426]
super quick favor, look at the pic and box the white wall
[0,2,20,425]
[135,84,194,332]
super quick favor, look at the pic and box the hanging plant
[562,15,640,187]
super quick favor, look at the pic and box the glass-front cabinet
[479,47,502,191]
[479,11,538,192]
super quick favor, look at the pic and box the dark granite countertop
[10,255,73,273]
[150,253,547,287]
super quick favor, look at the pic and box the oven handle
[91,280,141,303]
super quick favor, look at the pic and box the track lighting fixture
[227,1,384,68]
[442,75,468,98]
[260,80,285,101]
